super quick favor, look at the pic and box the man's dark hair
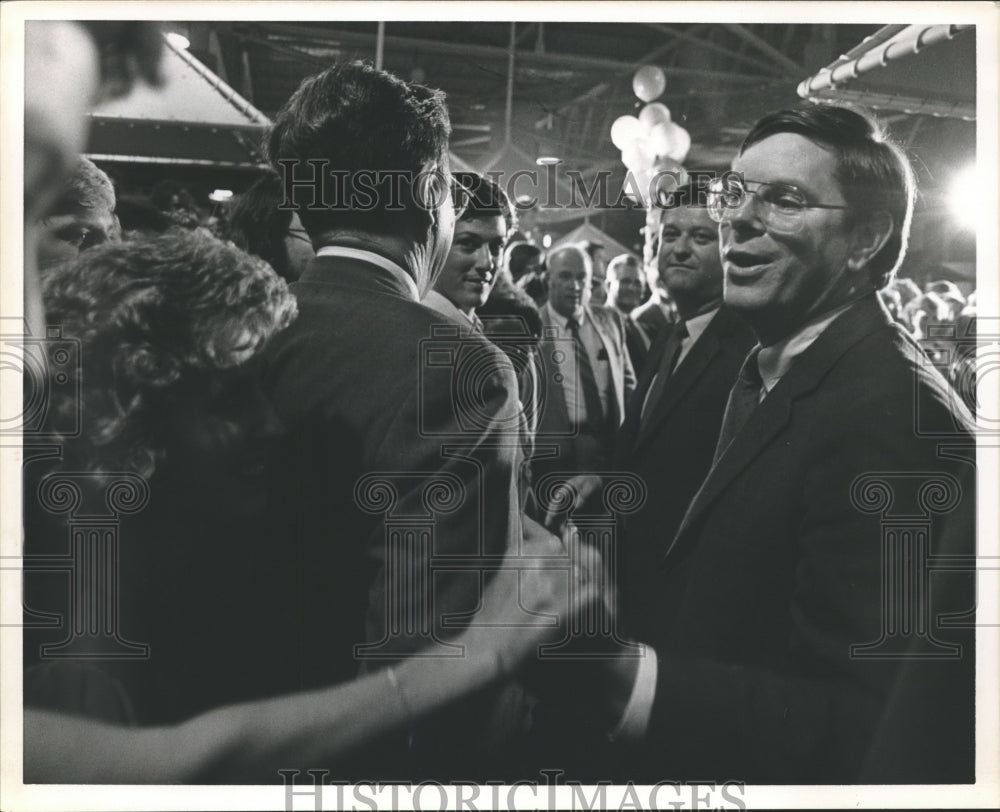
[740,105,915,290]
[265,61,451,241]
[656,178,712,210]
[223,173,296,280]
[453,171,516,235]
[505,242,543,282]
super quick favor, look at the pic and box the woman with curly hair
[23,230,597,782]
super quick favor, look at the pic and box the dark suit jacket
[615,307,755,642]
[533,303,636,481]
[643,295,975,784]
[630,299,672,351]
[258,253,523,778]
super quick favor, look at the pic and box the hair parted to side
[452,171,517,235]
[48,158,116,217]
[740,104,916,289]
[42,230,298,478]
[265,61,451,240]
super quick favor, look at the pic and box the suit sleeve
[646,402,975,782]
[363,337,523,656]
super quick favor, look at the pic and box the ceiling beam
[236,21,765,84]
[722,23,804,75]
[533,23,711,128]
[641,23,789,76]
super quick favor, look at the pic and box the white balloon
[648,122,673,159]
[638,134,659,165]
[638,102,671,131]
[621,143,643,172]
[633,65,667,103]
[610,115,642,151]
[666,123,691,163]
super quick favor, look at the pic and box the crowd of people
[19,21,977,787]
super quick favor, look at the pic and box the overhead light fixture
[536,156,561,166]
[947,164,976,231]
[166,31,190,50]
[209,189,234,202]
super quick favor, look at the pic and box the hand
[457,529,605,678]
[542,473,605,533]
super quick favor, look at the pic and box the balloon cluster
[611,66,692,205]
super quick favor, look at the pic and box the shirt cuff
[609,644,658,741]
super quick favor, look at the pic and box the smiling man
[423,172,514,331]
[620,106,976,783]
[580,107,976,785]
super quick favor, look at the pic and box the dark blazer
[630,298,672,351]
[257,253,523,777]
[623,315,652,373]
[642,295,975,784]
[533,303,636,479]
[615,306,756,641]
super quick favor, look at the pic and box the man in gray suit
[534,243,635,485]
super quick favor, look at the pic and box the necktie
[712,346,763,465]
[639,321,688,426]
[567,315,605,432]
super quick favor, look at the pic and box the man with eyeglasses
[581,106,975,785]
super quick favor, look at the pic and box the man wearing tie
[615,182,754,641]
[534,243,635,486]
[583,106,975,784]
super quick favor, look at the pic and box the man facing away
[258,62,525,780]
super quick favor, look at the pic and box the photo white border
[2,2,997,809]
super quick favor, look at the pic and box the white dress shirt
[315,245,420,301]
[543,302,613,426]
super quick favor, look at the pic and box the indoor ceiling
[192,21,890,173]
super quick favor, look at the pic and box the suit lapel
[664,295,893,562]
[586,306,625,424]
[634,319,722,450]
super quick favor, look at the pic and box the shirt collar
[756,300,855,394]
[315,245,419,301]
[422,289,481,330]
[545,301,585,329]
[682,307,719,346]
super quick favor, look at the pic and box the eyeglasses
[706,177,848,234]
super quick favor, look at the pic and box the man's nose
[726,193,766,234]
[473,243,492,272]
[672,235,692,257]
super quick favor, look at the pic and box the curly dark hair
[42,230,297,477]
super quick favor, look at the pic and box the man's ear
[848,210,893,273]
[417,159,452,227]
